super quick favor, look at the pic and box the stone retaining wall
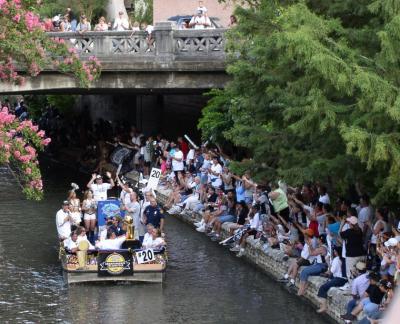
[156,187,352,324]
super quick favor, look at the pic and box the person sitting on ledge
[278,228,316,287]
[142,224,155,247]
[316,246,347,313]
[297,234,328,296]
[95,229,126,250]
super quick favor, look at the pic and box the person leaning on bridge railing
[94,16,109,32]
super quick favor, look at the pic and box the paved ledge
[156,186,350,323]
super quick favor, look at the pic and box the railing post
[153,22,174,62]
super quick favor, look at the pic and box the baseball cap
[62,200,69,206]
[346,216,358,225]
[96,175,102,180]
[384,237,399,248]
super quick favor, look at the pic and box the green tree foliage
[39,0,107,22]
[200,0,400,203]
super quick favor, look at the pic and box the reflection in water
[0,166,327,323]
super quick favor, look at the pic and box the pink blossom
[25,167,32,175]
[37,130,45,138]
[41,138,51,146]
[13,14,21,23]
[14,150,21,158]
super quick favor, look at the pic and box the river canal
[0,165,327,323]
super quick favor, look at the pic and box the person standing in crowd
[269,181,290,222]
[94,16,109,31]
[56,201,72,241]
[340,215,366,281]
[171,145,184,182]
[177,137,189,160]
[67,189,81,228]
[143,198,165,233]
[86,172,114,201]
[189,9,211,29]
[81,189,97,244]
[228,15,238,27]
[113,11,129,31]
[77,15,91,33]
[125,191,141,240]
[66,7,77,32]
[60,15,71,32]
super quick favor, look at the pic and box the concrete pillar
[153,22,174,59]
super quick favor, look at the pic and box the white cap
[384,238,399,248]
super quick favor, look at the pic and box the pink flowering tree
[0,0,101,86]
[0,107,51,200]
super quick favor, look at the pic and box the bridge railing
[46,22,227,62]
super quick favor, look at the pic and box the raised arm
[87,173,96,189]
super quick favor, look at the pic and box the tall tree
[200,0,400,203]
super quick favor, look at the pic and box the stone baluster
[153,22,174,62]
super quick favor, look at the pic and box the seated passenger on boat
[64,231,79,252]
[76,226,95,249]
[142,228,166,249]
[143,198,165,233]
[95,229,126,250]
[56,200,72,241]
[87,172,115,201]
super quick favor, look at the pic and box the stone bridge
[0,22,229,95]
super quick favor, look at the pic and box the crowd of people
[56,167,166,253]
[43,1,237,34]
[140,140,398,324]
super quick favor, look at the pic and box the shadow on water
[0,164,328,323]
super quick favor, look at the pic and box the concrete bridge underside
[0,70,230,95]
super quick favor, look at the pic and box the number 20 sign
[135,249,155,264]
[146,168,162,190]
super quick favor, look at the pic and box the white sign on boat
[136,249,155,264]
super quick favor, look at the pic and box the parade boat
[60,246,167,284]
[59,199,167,284]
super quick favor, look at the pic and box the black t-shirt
[366,284,385,304]
[340,228,365,257]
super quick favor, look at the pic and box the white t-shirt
[96,236,126,250]
[189,15,211,29]
[358,206,373,227]
[172,150,184,171]
[186,149,195,162]
[209,163,222,187]
[330,256,343,278]
[341,223,350,258]
[90,183,112,201]
[113,17,129,31]
[319,194,330,204]
[142,236,165,249]
[64,237,78,250]
[249,213,261,231]
[56,209,71,239]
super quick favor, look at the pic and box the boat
[59,198,167,284]
[60,246,167,284]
